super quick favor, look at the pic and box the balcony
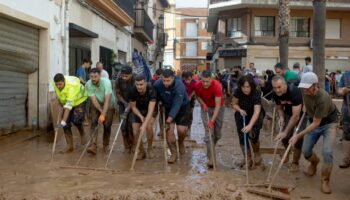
[134,8,154,42]
[86,0,134,26]
[113,0,135,19]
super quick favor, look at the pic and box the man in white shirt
[96,62,109,79]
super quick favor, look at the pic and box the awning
[69,23,99,38]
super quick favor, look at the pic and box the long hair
[237,75,256,95]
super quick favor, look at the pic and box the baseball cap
[298,72,318,89]
[120,65,132,74]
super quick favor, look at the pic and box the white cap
[298,72,318,89]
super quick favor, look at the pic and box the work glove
[98,114,106,123]
[208,120,215,129]
[201,103,208,112]
[56,120,67,129]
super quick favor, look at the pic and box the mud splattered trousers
[201,107,225,145]
[90,105,115,147]
[62,102,86,135]
[302,123,337,165]
[342,104,350,141]
[234,110,264,147]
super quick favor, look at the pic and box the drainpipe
[63,0,70,75]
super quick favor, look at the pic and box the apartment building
[207,0,350,72]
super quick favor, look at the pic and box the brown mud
[0,105,349,199]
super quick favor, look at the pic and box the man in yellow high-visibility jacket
[53,73,88,153]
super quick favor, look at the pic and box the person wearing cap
[338,70,350,168]
[115,65,135,152]
[289,72,338,194]
[153,69,191,163]
[85,68,116,155]
[272,75,306,172]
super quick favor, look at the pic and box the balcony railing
[114,0,135,19]
[135,8,154,41]
[210,0,349,4]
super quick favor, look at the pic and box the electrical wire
[147,6,209,18]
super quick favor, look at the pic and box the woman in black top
[232,75,264,168]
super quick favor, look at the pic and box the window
[326,19,341,39]
[186,42,197,57]
[226,17,242,38]
[290,18,309,37]
[186,23,198,37]
[201,42,208,50]
[254,16,275,36]
[202,22,207,30]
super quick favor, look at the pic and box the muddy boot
[60,133,74,153]
[305,153,320,176]
[339,140,350,168]
[103,131,111,154]
[167,143,178,164]
[290,149,302,172]
[238,145,252,168]
[321,165,333,194]
[87,135,97,155]
[252,141,262,165]
[136,145,146,160]
[122,135,132,153]
[206,142,216,168]
[147,147,155,159]
[77,125,86,145]
[178,140,186,155]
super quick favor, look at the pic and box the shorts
[165,103,192,126]
[131,109,158,124]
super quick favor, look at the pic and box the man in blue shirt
[153,69,191,163]
[338,70,350,168]
[76,59,92,85]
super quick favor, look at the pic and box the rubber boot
[178,135,186,155]
[122,134,132,153]
[321,165,333,194]
[305,153,320,176]
[252,141,262,165]
[290,148,302,172]
[339,140,350,168]
[87,135,97,155]
[136,144,146,160]
[60,132,74,153]
[206,142,216,168]
[76,125,86,145]
[103,131,111,153]
[238,145,252,168]
[167,142,178,164]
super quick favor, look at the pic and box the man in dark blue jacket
[154,69,191,163]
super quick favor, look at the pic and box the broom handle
[207,112,216,170]
[267,125,283,182]
[50,108,62,163]
[268,112,306,191]
[105,118,124,168]
[130,129,145,171]
[75,124,99,166]
[243,116,249,184]
[271,107,276,143]
[162,110,168,172]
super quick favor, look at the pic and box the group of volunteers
[52,57,350,195]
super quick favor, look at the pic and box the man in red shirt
[182,71,197,136]
[195,70,225,168]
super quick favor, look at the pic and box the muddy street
[0,105,349,199]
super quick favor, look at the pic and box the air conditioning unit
[310,39,313,49]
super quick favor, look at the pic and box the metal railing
[114,0,135,19]
[135,8,154,40]
[210,0,349,4]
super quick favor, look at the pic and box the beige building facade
[208,0,350,72]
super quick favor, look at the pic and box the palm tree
[278,0,290,68]
[313,0,327,89]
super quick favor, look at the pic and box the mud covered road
[0,105,349,199]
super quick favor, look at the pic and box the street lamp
[158,14,164,29]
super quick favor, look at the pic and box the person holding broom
[53,73,88,153]
[271,75,306,172]
[129,75,157,160]
[194,70,225,168]
[85,68,115,155]
[232,75,264,168]
[153,69,191,163]
[289,72,338,194]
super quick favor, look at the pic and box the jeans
[302,123,337,165]
[90,105,115,146]
[342,104,350,141]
